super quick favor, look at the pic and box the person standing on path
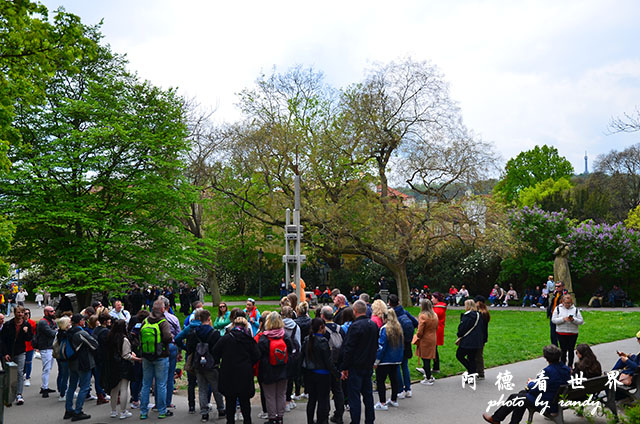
[139,300,173,420]
[455,300,484,376]
[474,296,491,379]
[431,293,447,373]
[64,313,99,422]
[36,306,58,398]
[547,281,568,346]
[551,294,584,367]
[341,300,379,424]
[213,316,261,424]
[1,305,32,405]
[414,298,438,385]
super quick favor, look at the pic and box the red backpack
[268,337,288,366]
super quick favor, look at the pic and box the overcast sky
[41,0,640,173]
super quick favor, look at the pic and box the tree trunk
[206,266,222,307]
[389,263,411,307]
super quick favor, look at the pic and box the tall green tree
[494,145,574,204]
[0,31,197,294]
[0,0,90,276]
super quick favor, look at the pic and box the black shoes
[71,412,91,421]
[63,410,74,420]
[201,413,209,422]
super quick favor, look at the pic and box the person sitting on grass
[482,344,570,424]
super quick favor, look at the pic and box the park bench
[525,375,616,424]
[608,368,640,418]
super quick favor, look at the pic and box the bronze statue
[553,237,573,295]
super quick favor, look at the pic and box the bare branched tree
[609,107,640,133]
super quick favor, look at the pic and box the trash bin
[0,361,18,423]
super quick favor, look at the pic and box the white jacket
[551,304,584,334]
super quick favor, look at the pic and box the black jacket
[1,318,33,357]
[456,311,484,349]
[68,325,99,372]
[257,333,293,384]
[212,328,260,397]
[294,315,311,343]
[92,326,110,364]
[302,333,339,379]
[341,315,378,371]
[36,316,57,350]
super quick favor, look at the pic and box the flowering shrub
[567,221,640,280]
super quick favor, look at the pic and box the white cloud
[40,0,640,171]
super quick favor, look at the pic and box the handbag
[184,352,194,373]
[455,312,480,346]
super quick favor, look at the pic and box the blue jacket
[613,353,639,375]
[175,319,201,351]
[526,362,571,413]
[375,325,404,365]
[393,305,418,327]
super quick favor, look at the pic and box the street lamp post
[258,248,264,299]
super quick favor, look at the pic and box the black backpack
[191,328,216,371]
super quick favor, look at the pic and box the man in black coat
[1,305,32,405]
[340,300,378,424]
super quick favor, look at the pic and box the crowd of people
[0,277,637,424]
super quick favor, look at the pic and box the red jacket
[433,302,447,346]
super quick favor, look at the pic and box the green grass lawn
[172,304,640,386]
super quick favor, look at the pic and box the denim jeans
[550,320,558,346]
[396,358,411,392]
[166,343,178,406]
[347,368,375,424]
[93,364,106,396]
[13,353,26,396]
[141,357,169,415]
[57,359,70,396]
[66,369,91,414]
[24,349,34,379]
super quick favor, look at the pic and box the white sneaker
[345,404,350,411]
[24,379,31,387]
[234,411,242,421]
[58,395,66,402]
[15,395,24,405]
[289,400,296,409]
[415,367,425,376]
[284,403,291,412]
[105,394,111,401]
[257,411,269,419]
[374,402,388,411]
[386,400,399,407]
[120,411,132,419]
[300,393,309,399]
[397,391,406,399]
[88,394,98,401]
[35,351,41,359]
[405,390,412,398]
[130,402,140,409]
[111,410,119,418]
[420,377,435,385]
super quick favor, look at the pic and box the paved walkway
[4,333,637,423]
[4,302,638,423]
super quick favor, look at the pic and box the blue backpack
[53,334,77,361]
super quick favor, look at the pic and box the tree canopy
[494,145,574,204]
[0,23,197,293]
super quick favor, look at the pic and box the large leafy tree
[494,145,574,204]
[213,61,496,305]
[0,29,196,294]
[0,0,89,276]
